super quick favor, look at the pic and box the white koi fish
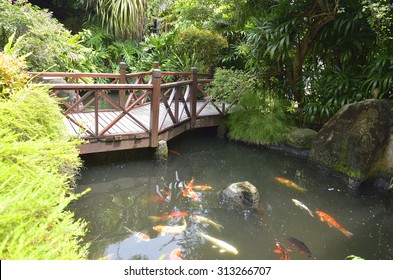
[292,199,314,217]
[191,215,223,231]
[197,230,238,255]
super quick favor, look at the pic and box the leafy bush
[0,40,89,259]
[174,27,228,70]
[228,90,292,145]
[0,1,94,72]
[0,34,29,96]
[207,68,291,144]
[207,67,255,103]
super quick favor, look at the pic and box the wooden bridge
[29,63,231,154]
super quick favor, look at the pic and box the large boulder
[218,181,264,213]
[370,132,393,178]
[309,99,392,186]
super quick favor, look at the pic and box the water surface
[71,129,393,260]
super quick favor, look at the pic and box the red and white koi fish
[183,180,199,201]
[316,210,353,238]
[275,177,307,192]
[124,226,150,242]
[273,241,291,260]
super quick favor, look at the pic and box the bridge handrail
[28,63,230,148]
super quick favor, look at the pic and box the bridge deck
[65,101,220,138]
[65,101,226,154]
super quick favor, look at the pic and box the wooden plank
[79,137,151,154]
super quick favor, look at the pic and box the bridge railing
[28,63,232,147]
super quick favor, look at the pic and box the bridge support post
[191,67,198,127]
[119,62,127,108]
[150,69,161,147]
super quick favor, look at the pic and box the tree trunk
[289,0,339,105]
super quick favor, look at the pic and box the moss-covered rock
[309,99,392,183]
[370,132,393,177]
[285,128,317,149]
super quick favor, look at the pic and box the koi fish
[316,210,353,238]
[197,230,238,255]
[292,199,314,217]
[275,177,307,192]
[124,226,151,242]
[287,237,315,259]
[168,149,181,156]
[183,180,199,201]
[153,219,187,236]
[191,185,213,191]
[149,211,189,222]
[273,241,291,260]
[191,215,223,231]
[169,248,183,260]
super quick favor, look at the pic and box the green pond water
[70,128,393,260]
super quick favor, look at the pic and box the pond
[70,128,393,260]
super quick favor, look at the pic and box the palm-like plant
[87,0,146,40]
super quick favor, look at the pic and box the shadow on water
[70,128,393,260]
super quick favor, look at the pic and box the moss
[333,142,362,179]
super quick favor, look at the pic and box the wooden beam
[150,69,161,147]
[78,137,151,154]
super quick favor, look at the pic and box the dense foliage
[0,0,94,72]
[0,35,89,259]
[208,68,292,144]
[2,0,392,130]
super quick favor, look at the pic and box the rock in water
[309,99,392,187]
[218,181,264,213]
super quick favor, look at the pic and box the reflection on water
[71,128,393,260]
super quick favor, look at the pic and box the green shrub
[207,67,255,103]
[228,89,292,145]
[0,39,89,259]
[174,27,228,69]
[0,1,94,72]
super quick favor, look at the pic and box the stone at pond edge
[155,140,168,161]
[284,128,317,150]
[218,181,264,213]
[309,99,392,184]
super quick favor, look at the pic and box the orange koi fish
[316,210,353,238]
[274,241,291,260]
[124,226,150,242]
[275,177,307,193]
[149,212,189,222]
[169,248,183,260]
